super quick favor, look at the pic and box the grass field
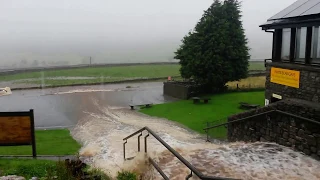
[140,91,265,138]
[0,129,80,155]
[227,76,265,89]
[0,159,56,179]
[0,158,113,179]
[0,62,265,87]
[249,61,265,71]
[0,64,181,83]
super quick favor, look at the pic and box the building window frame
[311,26,320,65]
[280,28,292,62]
[275,26,314,65]
[294,27,307,63]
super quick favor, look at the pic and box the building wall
[265,62,320,104]
[228,99,320,159]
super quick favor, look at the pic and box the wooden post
[30,109,37,158]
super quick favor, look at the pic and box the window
[295,27,307,60]
[311,26,320,64]
[281,28,291,61]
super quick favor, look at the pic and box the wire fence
[227,76,265,91]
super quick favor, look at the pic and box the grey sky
[0,0,296,66]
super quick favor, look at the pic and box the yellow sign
[270,67,300,88]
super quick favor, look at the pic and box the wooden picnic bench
[129,103,152,110]
[239,102,260,110]
[192,97,211,104]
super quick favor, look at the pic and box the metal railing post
[186,171,193,180]
[123,127,238,180]
[138,132,142,152]
[123,140,127,160]
[144,134,149,153]
[206,122,210,142]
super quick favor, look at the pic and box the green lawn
[0,158,112,179]
[0,159,56,179]
[140,91,265,139]
[0,62,265,87]
[0,129,80,155]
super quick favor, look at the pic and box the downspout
[265,29,274,33]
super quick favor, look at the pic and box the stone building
[260,0,320,105]
[223,0,320,159]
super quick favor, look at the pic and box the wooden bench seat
[192,97,211,104]
[129,104,152,110]
[239,102,260,109]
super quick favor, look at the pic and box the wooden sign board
[0,110,36,157]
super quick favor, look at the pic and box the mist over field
[0,0,295,68]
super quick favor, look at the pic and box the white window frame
[281,28,291,61]
[295,27,307,62]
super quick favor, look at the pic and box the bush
[117,171,137,180]
[87,169,112,180]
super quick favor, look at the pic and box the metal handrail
[203,110,276,131]
[123,127,238,180]
[149,158,169,180]
[275,110,320,125]
[203,109,319,131]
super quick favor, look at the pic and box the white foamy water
[52,89,115,95]
[49,86,142,95]
[71,101,320,180]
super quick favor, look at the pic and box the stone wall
[163,82,195,99]
[228,99,320,159]
[266,62,320,103]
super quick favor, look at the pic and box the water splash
[71,100,320,179]
[52,89,114,95]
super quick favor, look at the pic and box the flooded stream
[0,82,175,128]
[1,83,320,179]
[71,98,320,180]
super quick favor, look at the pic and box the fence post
[30,109,37,159]
[206,122,210,142]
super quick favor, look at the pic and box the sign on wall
[0,110,36,158]
[270,67,300,88]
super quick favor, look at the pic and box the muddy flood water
[2,82,320,179]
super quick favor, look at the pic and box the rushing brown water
[70,97,320,180]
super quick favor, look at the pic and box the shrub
[117,171,137,180]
